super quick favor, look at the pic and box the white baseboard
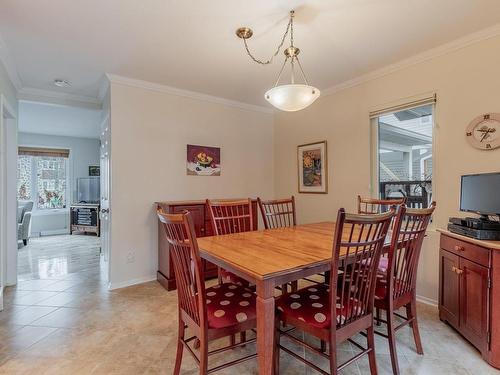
[107,274,157,291]
[40,229,70,236]
[416,294,438,307]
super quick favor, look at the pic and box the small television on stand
[448,173,500,240]
[460,173,500,221]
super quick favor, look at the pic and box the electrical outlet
[126,251,135,264]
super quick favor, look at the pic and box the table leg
[256,285,275,375]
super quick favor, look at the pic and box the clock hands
[476,127,496,142]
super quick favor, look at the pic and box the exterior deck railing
[380,180,432,208]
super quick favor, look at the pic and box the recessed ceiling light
[54,79,70,88]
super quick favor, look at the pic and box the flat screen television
[460,173,500,218]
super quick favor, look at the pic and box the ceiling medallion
[236,10,320,112]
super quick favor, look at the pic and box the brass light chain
[242,10,295,65]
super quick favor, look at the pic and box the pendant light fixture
[236,10,320,112]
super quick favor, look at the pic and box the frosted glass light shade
[265,84,320,112]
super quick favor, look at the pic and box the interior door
[459,257,489,351]
[439,249,460,327]
[99,114,111,280]
[0,99,7,311]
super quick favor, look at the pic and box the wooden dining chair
[275,208,395,375]
[358,195,406,214]
[206,199,254,287]
[257,196,299,293]
[373,202,436,375]
[157,209,257,375]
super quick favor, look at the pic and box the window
[373,103,433,208]
[17,148,69,209]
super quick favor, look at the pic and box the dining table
[197,221,392,375]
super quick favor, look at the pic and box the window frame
[17,149,71,212]
[370,103,436,203]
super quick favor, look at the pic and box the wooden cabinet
[156,199,259,291]
[438,230,500,368]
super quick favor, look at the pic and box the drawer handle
[454,245,464,252]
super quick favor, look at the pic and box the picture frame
[186,144,221,176]
[297,141,328,194]
[89,165,100,176]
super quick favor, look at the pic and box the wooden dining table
[197,221,390,375]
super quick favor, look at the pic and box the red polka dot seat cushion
[220,269,252,287]
[206,283,256,329]
[276,284,364,329]
[374,278,410,301]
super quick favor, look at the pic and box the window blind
[18,147,70,158]
[369,93,436,119]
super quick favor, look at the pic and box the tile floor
[0,234,498,374]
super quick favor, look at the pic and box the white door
[0,95,17,311]
[99,114,111,281]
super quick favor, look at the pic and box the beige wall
[109,82,274,287]
[274,35,500,303]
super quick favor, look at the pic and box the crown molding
[106,74,273,114]
[0,34,22,91]
[322,22,500,97]
[97,75,110,102]
[18,87,102,110]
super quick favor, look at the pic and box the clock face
[466,113,500,150]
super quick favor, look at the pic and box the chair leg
[375,307,381,326]
[240,331,246,348]
[281,283,288,294]
[218,267,223,285]
[291,280,298,292]
[230,334,236,347]
[173,320,185,375]
[199,336,208,375]
[320,340,326,353]
[406,300,423,355]
[387,310,400,375]
[367,325,378,375]
[328,333,338,375]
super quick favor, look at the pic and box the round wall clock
[466,113,500,150]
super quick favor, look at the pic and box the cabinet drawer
[440,235,489,267]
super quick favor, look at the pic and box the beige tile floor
[0,234,498,374]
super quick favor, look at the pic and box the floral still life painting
[187,144,221,176]
[297,141,327,193]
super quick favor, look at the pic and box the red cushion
[375,278,410,300]
[220,269,251,287]
[206,283,256,329]
[276,284,364,329]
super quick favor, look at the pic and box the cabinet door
[172,205,206,236]
[439,249,460,328]
[459,257,489,352]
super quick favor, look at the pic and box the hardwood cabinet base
[438,229,500,370]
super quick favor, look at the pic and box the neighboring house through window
[16,147,70,210]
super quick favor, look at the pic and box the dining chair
[157,209,257,375]
[275,208,395,375]
[373,202,436,375]
[357,195,406,214]
[206,199,254,287]
[257,196,299,293]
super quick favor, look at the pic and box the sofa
[17,201,33,247]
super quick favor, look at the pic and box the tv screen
[460,173,500,216]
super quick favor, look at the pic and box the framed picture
[89,165,100,176]
[186,144,221,176]
[297,141,328,193]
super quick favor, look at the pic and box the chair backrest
[206,199,253,235]
[157,209,206,328]
[257,196,296,229]
[331,209,394,329]
[386,202,436,300]
[357,195,406,214]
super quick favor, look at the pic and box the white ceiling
[18,101,101,139]
[2,0,500,108]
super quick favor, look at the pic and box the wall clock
[466,113,500,150]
